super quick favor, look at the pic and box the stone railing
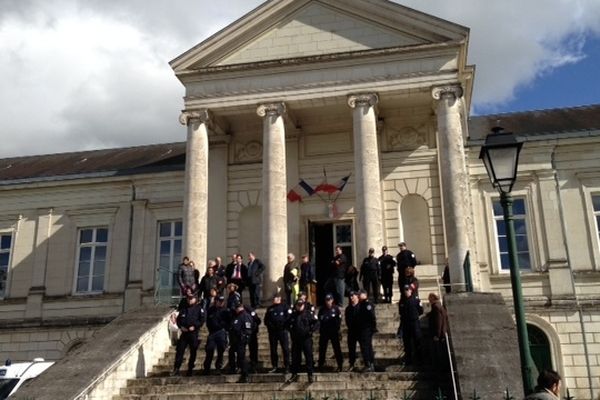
[13,305,172,400]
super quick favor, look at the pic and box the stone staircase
[114,302,451,400]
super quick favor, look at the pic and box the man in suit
[246,251,266,309]
[228,254,247,303]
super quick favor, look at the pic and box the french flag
[287,179,315,202]
[315,174,350,194]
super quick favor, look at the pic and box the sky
[1,0,599,158]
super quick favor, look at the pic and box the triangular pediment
[171,0,469,72]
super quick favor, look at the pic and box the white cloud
[0,0,599,157]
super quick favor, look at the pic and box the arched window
[400,194,432,264]
[528,323,553,373]
[239,206,262,258]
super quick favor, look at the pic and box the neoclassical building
[0,0,598,397]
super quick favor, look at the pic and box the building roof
[1,104,599,185]
[0,142,186,186]
[468,104,600,142]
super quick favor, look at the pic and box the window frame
[490,195,534,274]
[155,220,183,303]
[0,231,13,299]
[72,226,109,295]
[591,193,600,250]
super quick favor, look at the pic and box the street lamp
[479,126,536,396]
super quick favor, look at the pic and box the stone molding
[347,93,379,108]
[178,109,211,126]
[256,102,286,117]
[233,140,263,163]
[431,84,463,100]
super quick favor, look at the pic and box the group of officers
[173,278,378,383]
[172,241,429,383]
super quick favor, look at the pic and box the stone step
[114,389,441,400]
[120,379,436,395]
[123,371,429,387]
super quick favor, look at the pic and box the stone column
[348,93,384,259]
[180,110,210,276]
[257,103,288,298]
[432,85,469,289]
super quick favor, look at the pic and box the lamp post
[479,127,536,395]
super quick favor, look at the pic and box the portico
[171,0,475,298]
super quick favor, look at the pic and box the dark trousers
[347,331,359,366]
[401,319,421,364]
[431,336,448,371]
[249,332,259,367]
[358,330,375,365]
[318,332,343,369]
[228,337,248,376]
[291,335,314,375]
[381,271,393,302]
[204,330,227,371]
[363,272,380,303]
[268,329,290,369]
[334,278,346,307]
[249,283,261,308]
[174,331,200,372]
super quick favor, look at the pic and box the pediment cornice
[170,0,469,74]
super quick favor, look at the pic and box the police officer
[228,301,255,383]
[396,242,417,291]
[264,293,292,373]
[317,293,343,372]
[245,304,262,373]
[357,289,377,372]
[399,285,422,366]
[379,246,396,303]
[172,293,206,376]
[287,299,319,384]
[203,295,230,375]
[360,248,381,304]
[344,291,361,372]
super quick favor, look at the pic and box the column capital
[432,85,464,101]
[347,93,379,109]
[179,109,211,126]
[257,102,286,118]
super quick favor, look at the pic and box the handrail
[436,277,459,400]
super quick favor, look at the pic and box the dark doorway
[528,324,552,374]
[309,221,354,306]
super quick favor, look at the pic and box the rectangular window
[156,221,182,303]
[493,198,531,270]
[592,195,600,243]
[0,233,12,298]
[75,227,108,293]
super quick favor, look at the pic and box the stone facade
[0,0,599,398]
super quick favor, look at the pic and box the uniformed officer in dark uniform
[264,293,292,373]
[344,291,361,372]
[317,293,343,372]
[228,301,255,383]
[244,304,262,373]
[172,293,206,376]
[357,289,377,372]
[378,246,396,303]
[287,299,319,383]
[203,295,230,375]
[396,242,417,291]
[399,285,422,366]
[360,248,381,304]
